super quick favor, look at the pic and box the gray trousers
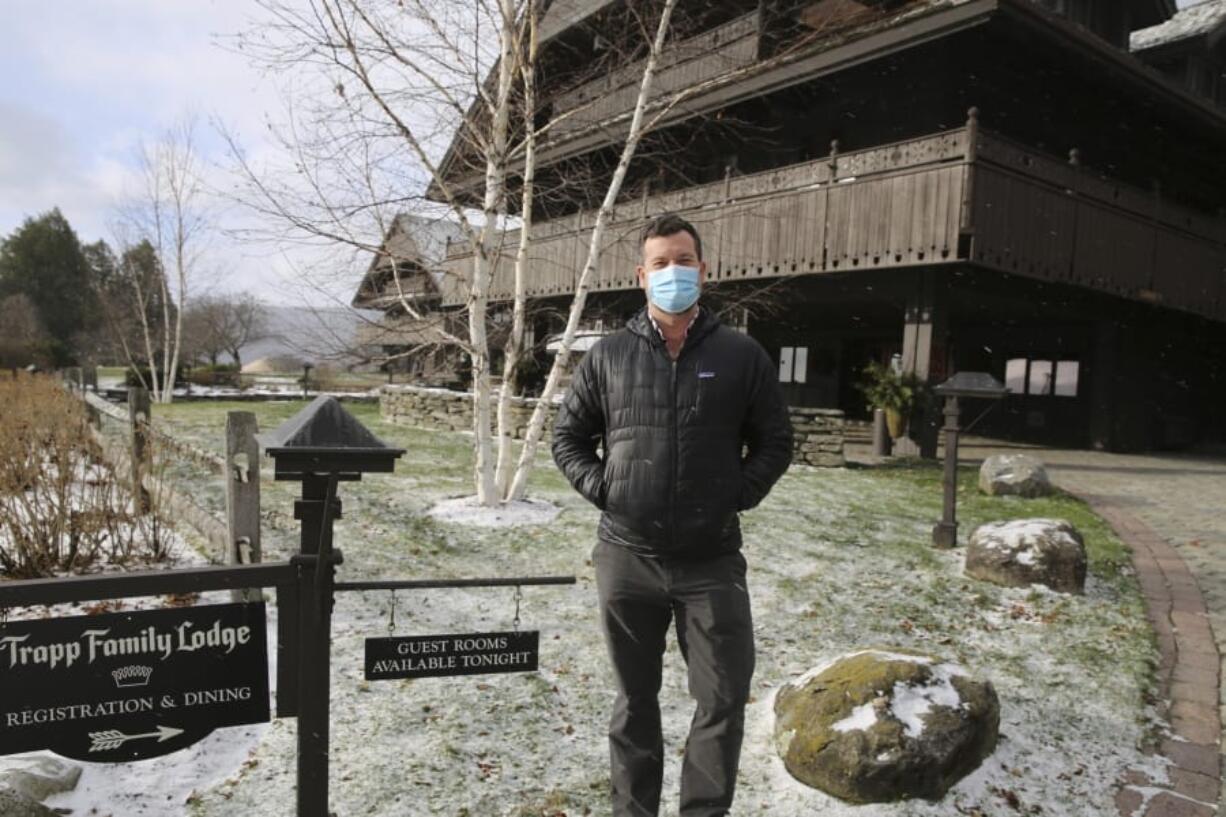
[592,540,756,817]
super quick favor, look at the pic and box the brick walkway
[848,440,1225,813]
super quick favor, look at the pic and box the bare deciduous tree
[113,119,210,402]
[185,293,268,368]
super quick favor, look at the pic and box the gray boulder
[773,649,999,803]
[0,787,57,817]
[965,518,1087,593]
[978,454,1053,497]
[0,754,81,802]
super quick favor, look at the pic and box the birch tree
[228,0,682,506]
[115,120,209,403]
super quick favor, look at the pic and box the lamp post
[931,371,1008,548]
[261,396,404,817]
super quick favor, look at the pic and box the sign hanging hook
[387,589,397,637]
[512,585,522,633]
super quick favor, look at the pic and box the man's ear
[636,264,647,290]
[698,260,708,285]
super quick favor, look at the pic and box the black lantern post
[261,396,404,817]
[930,371,1008,548]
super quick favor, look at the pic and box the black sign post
[0,602,269,761]
[261,396,404,817]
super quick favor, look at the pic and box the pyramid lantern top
[932,371,1009,399]
[260,396,404,479]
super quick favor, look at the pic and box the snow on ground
[49,401,1166,816]
[427,495,562,528]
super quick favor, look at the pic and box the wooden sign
[0,602,269,762]
[364,631,539,680]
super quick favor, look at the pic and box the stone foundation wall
[380,385,844,466]
[380,385,557,439]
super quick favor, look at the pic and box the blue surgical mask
[647,264,700,314]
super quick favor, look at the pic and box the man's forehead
[643,232,697,259]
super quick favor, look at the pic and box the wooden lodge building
[400,0,1226,454]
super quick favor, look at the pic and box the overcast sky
[0,0,1203,307]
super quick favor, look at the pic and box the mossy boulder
[965,518,1087,593]
[773,649,999,803]
[978,454,1053,497]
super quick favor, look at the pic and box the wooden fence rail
[79,385,261,595]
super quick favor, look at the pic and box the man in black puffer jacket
[552,214,792,817]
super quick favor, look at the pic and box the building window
[1054,361,1080,397]
[1029,360,1054,396]
[1005,357,1080,397]
[779,346,808,384]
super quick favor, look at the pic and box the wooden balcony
[439,124,1226,322]
[550,11,762,138]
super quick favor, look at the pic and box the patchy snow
[810,654,970,740]
[426,495,561,528]
[74,403,1164,817]
[974,518,1077,563]
[832,702,880,733]
[889,663,967,738]
[788,648,933,690]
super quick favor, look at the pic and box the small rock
[773,649,999,803]
[0,754,82,802]
[965,518,1087,593]
[0,786,57,817]
[978,454,1053,497]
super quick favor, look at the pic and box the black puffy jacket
[551,306,793,559]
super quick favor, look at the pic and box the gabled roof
[1131,0,1226,52]
[351,214,467,309]
[539,0,617,43]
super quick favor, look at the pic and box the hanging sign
[364,630,539,680]
[0,602,269,762]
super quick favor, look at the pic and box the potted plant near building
[856,360,916,439]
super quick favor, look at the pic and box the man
[552,213,793,817]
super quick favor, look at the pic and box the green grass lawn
[135,399,1158,816]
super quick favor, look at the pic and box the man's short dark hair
[640,213,703,261]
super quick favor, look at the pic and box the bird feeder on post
[931,371,1008,549]
[260,396,404,817]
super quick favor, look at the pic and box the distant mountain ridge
[233,304,380,369]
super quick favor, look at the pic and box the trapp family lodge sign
[0,396,570,816]
[0,603,269,761]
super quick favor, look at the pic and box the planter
[884,407,907,439]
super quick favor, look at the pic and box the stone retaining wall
[380,385,844,466]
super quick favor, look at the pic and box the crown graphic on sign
[112,665,154,688]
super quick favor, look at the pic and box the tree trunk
[507,0,679,501]
[495,0,538,501]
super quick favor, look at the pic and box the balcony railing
[549,11,762,138]
[439,122,1226,322]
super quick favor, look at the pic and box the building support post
[1088,319,1118,451]
[896,269,949,458]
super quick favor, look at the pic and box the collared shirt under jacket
[551,306,793,559]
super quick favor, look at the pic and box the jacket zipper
[669,357,677,548]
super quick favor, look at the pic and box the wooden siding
[549,12,762,138]
[440,124,1226,323]
[440,129,969,305]
[972,130,1226,320]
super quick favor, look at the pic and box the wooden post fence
[225,411,262,602]
[128,387,152,515]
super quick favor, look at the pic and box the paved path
[849,439,1225,814]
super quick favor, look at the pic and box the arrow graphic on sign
[88,725,185,752]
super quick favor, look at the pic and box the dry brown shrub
[0,374,170,577]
